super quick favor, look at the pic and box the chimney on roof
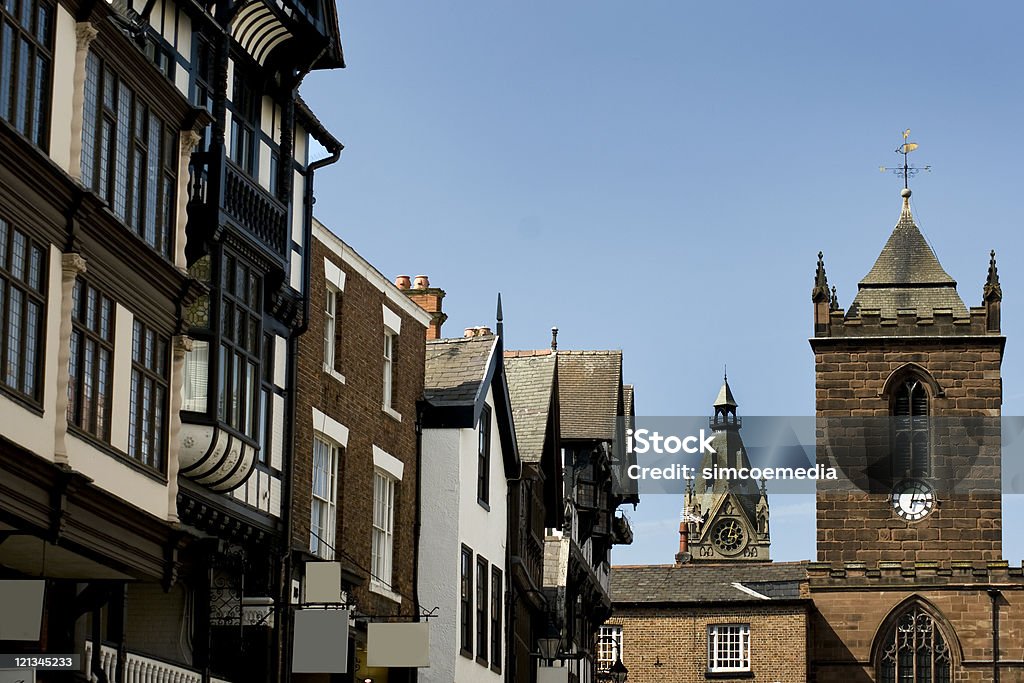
[463,326,492,338]
[675,520,691,565]
[403,274,447,340]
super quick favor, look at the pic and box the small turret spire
[985,250,1002,302]
[812,251,830,302]
[830,285,839,311]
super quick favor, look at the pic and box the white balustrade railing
[84,641,230,683]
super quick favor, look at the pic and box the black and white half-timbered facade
[0,0,343,676]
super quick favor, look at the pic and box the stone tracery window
[877,605,952,683]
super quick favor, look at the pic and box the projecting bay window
[0,219,46,406]
[68,278,114,443]
[708,623,751,674]
[0,0,53,149]
[216,252,261,439]
[81,52,177,259]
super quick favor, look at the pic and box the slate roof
[611,562,808,604]
[504,351,557,464]
[714,378,737,408]
[849,194,969,319]
[424,335,497,407]
[557,350,623,442]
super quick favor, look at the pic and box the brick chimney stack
[400,274,447,340]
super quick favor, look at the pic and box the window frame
[477,404,491,508]
[371,468,397,591]
[877,604,953,683]
[80,50,177,259]
[490,565,502,672]
[460,544,473,658]
[475,555,489,665]
[598,624,624,672]
[309,433,339,560]
[215,250,262,440]
[228,65,259,177]
[67,277,115,444]
[0,218,47,407]
[324,283,339,370]
[0,0,55,149]
[382,328,396,409]
[127,318,169,472]
[707,623,751,674]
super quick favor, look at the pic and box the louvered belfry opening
[892,378,930,480]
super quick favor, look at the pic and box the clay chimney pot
[395,275,411,290]
[414,275,430,290]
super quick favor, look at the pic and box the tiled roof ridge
[504,349,553,358]
[427,335,494,346]
[557,349,623,356]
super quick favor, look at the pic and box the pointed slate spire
[714,373,738,410]
[984,250,1002,302]
[495,292,504,336]
[850,189,968,318]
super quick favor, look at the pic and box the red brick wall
[293,236,426,617]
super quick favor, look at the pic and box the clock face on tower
[891,480,936,521]
[711,519,747,554]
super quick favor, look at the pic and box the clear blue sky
[302,2,1024,565]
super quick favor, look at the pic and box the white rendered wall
[453,387,508,683]
[418,427,461,683]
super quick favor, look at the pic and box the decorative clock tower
[811,187,1004,565]
[676,375,770,564]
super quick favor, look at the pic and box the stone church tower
[811,187,1004,565]
[676,376,770,563]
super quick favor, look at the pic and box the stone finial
[984,249,1002,302]
[550,326,559,351]
[830,285,839,311]
[812,251,830,302]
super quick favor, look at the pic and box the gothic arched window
[877,605,952,683]
[892,378,930,479]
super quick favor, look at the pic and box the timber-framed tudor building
[0,0,343,676]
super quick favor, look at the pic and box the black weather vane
[879,129,931,189]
